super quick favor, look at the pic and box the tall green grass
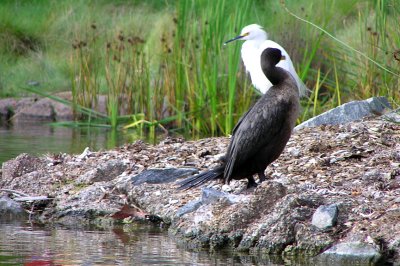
[274,0,399,119]
[68,0,252,136]
[166,0,251,136]
[1,0,399,138]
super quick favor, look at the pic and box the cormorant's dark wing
[231,103,254,136]
[224,92,293,182]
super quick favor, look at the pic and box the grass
[166,0,251,136]
[64,0,252,136]
[0,0,399,137]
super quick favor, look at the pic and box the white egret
[224,24,307,96]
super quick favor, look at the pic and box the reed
[70,25,101,119]
[166,0,252,136]
[280,0,399,120]
[4,0,400,138]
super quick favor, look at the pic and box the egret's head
[240,24,268,40]
[224,24,268,45]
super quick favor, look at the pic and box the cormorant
[178,48,300,189]
[224,24,307,96]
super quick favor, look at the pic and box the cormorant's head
[224,24,268,45]
[260,48,288,85]
[261,48,285,67]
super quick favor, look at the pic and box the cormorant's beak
[223,32,249,45]
[280,55,286,61]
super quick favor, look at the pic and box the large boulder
[0,195,26,218]
[0,92,108,121]
[296,97,392,130]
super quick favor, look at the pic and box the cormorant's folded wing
[224,93,293,183]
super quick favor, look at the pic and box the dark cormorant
[178,48,300,189]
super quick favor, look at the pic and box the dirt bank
[1,115,399,264]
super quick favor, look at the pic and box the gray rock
[389,236,400,263]
[0,170,54,196]
[0,195,25,217]
[201,187,228,205]
[14,98,56,120]
[295,97,392,130]
[0,98,36,117]
[312,204,339,229]
[237,191,319,253]
[0,98,17,118]
[10,96,65,121]
[176,199,202,217]
[13,95,74,121]
[76,160,127,185]
[1,153,44,184]
[175,187,247,218]
[318,241,382,264]
[131,168,198,185]
[362,169,383,182]
[383,109,400,123]
[0,93,115,122]
[0,98,16,113]
[52,183,121,226]
[52,100,74,120]
[201,187,242,205]
[287,147,301,158]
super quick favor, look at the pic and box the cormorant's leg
[258,172,266,183]
[247,176,258,189]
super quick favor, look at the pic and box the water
[0,119,152,164]
[0,219,264,265]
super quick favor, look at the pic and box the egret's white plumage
[225,24,307,96]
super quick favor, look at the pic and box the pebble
[312,204,339,229]
[287,147,301,157]
[221,184,233,192]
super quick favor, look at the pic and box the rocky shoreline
[1,97,399,265]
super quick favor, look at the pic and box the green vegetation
[0,0,399,137]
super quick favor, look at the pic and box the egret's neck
[241,37,267,72]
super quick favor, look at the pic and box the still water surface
[0,119,152,164]
[0,219,263,265]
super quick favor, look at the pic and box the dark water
[0,219,264,265]
[0,119,154,164]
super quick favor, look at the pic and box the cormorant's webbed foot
[258,172,266,183]
[247,176,258,189]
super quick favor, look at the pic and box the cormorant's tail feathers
[177,166,224,190]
